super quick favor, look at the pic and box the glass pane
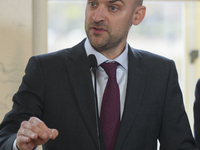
[48,1,86,52]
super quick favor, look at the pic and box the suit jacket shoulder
[35,38,87,63]
[130,47,174,66]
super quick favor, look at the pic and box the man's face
[85,0,136,52]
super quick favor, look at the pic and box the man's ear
[132,6,146,26]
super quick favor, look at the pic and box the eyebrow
[109,0,125,5]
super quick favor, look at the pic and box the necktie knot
[101,62,118,79]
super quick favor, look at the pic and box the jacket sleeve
[158,60,197,150]
[0,56,44,150]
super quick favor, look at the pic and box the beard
[85,21,110,51]
[85,18,131,53]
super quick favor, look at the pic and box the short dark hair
[132,0,143,13]
[135,0,143,6]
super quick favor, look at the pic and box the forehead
[89,0,133,4]
[108,0,124,3]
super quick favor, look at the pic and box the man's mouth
[93,27,103,30]
[92,27,106,34]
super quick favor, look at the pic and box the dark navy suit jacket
[0,39,197,150]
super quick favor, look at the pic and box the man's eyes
[89,2,96,7]
[88,2,119,12]
[110,6,118,11]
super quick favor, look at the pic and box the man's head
[85,0,146,59]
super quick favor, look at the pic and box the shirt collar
[84,38,128,70]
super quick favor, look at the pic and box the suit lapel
[65,40,100,149]
[115,47,147,150]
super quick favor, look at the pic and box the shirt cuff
[13,139,19,150]
[13,139,37,150]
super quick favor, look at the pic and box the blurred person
[0,0,197,150]
[194,78,200,149]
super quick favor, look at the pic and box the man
[0,0,197,149]
[194,78,200,149]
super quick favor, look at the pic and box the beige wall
[0,0,46,149]
[0,0,47,122]
[0,0,33,122]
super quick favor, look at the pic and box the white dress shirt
[84,38,128,119]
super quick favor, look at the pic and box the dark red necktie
[100,62,120,150]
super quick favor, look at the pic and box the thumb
[49,129,59,140]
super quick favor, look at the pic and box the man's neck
[92,41,127,60]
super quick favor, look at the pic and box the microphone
[88,54,97,70]
[87,54,102,150]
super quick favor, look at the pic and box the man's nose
[92,5,106,22]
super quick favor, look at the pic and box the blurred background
[0,0,200,149]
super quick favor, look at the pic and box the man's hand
[16,117,59,150]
